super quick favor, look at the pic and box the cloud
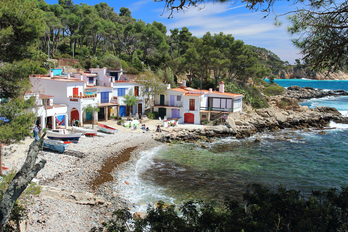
[154,2,299,62]
[129,0,153,12]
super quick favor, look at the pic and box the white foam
[339,111,348,117]
[114,146,176,213]
[329,121,348,129]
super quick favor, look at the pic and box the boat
[43,140,68,153]
[72,126,97,136]
[98,123,118,134]
[46,129,82,142]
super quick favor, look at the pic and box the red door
[73,87,78,96]
[70,108,79,124]
[189,99,195,111]
[184,113,194,124]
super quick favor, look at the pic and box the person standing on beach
[33,125,39,141]
[38,124,42,137]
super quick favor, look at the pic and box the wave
[329,121,348,129]
[114,145,176,213]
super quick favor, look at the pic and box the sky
[45,0,303,64]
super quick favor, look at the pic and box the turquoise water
[117,79,348,212]
[268,78,348,91]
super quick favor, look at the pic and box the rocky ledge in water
[153,95,348,142]
[284,85,348,100]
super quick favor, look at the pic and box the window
[89,77,94,84]
[101,92,109,103]
[234,99,241,108]
[189,99,195,111]
[213,98,220,108]
[117,88,127,96]
[134,86,139,97]
[177,95,181,101]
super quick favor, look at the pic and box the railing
[154,100,183,107]
[200,107,233,112]
[69,94,97,99]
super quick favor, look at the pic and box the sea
[115,79,348,212]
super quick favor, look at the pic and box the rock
[133,212,147,220]
[254,138,262,143]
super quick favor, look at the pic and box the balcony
[69,93,97,100]
[154,100,183,107]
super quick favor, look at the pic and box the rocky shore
[2,86,348,231]
[284,85,348,100]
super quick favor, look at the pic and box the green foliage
[38,67,47,75]
[124,66,139,75]
[157,67,176,87]
[123,90,137,108]
[121,60,129,69]
[263,85,285,96]
[224,81,269,109]
[101,54,122,69]
[93,184,348,231]
[0,0,46,62]
[147,112,158,120]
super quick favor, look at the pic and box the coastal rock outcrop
[284,86,348,100]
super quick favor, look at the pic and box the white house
[30,73,100,126]
[25,92,68,130]
[153,81,244,125]
[89,67,145,118]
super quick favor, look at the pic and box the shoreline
[2,86,348,231]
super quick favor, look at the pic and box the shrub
[101,54,121,69]
[121,60,129,69]
[117,119,124,125]
[124,66,139,75]
[263,85,285,96]
[147,111,158,120]
[38,67,47,74]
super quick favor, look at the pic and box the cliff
[276,68,348,80]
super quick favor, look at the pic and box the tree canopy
[157,0,348,72]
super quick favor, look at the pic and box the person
[133,124,137,130]
[156,125,162,132]
[141,124,146,130]
[38,124,42,137]
[33,125,39,141]
[145,127,149,132]
[139,112,142,120]
[75,119,79,127]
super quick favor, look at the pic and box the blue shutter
[101,92,109,103]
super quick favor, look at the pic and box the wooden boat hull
[72,126,97,136]
[46,131,82,141]
[43,140,68,153]
[98,123,118,134]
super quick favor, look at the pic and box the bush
[147,111,158,120]
[117,119,124,125]
[38,67,47,74]
[121,60,129,69]
[92,184,348,232]
[263,85,285,96]
[101,54,121,69]
[60,53,73,58]
[124,66,139,75]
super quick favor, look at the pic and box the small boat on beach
[72,126,97,136]
[46,129,82,142]
[98,123,118,134]
[43,139,69,153]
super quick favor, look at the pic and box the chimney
[50,71,53,78]
[67,73,70,79]
[167,84,171,89]
[209,88,212,93]
[182,80,186,87]
[219,81,225,93]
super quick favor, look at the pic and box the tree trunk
[0,142,2,176]
[0,136,46,231]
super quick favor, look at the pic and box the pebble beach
[3,127,161,231]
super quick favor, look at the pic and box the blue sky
[45,0,302,63]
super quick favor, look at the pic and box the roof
[169,87,243,98]
[30,75,84,83]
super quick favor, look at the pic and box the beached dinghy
[72,126,97,136]
[98,123,118,134]
[43,139,69,153]
[46,129,82,142]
